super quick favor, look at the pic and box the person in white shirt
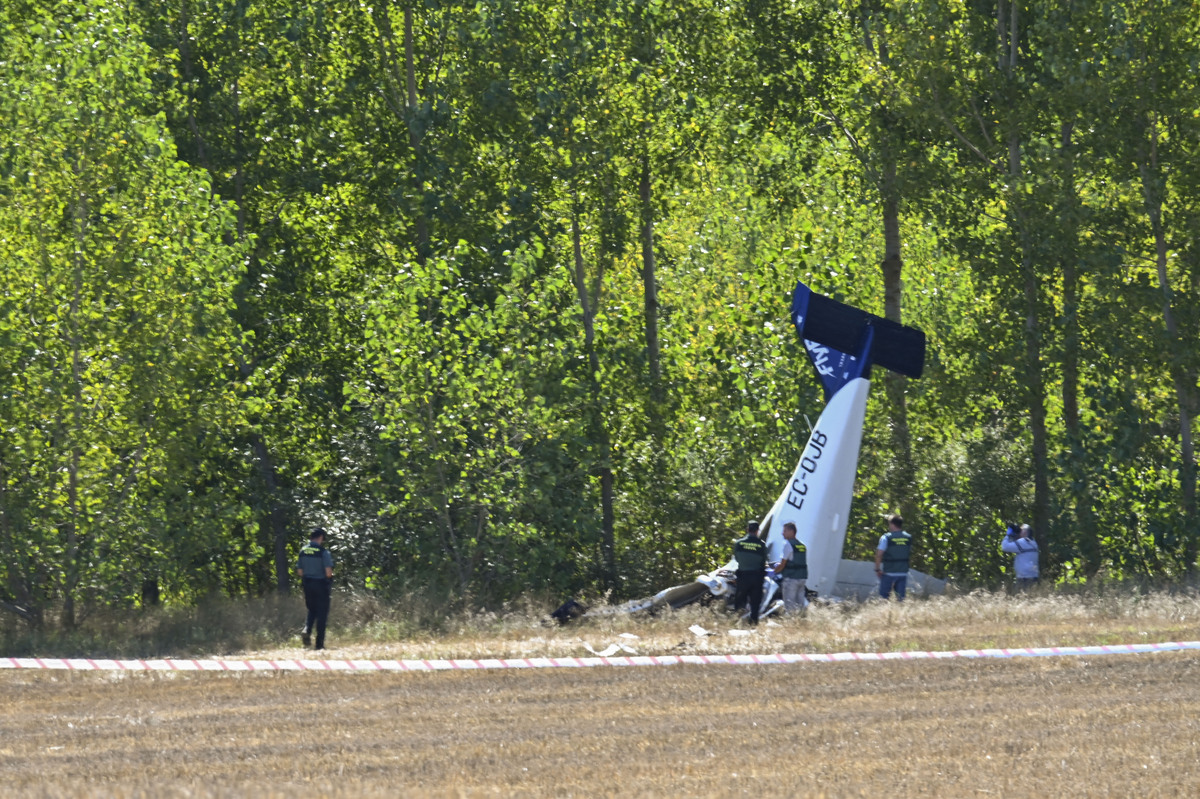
[773,522,809,613]
[1001,523,1039,591]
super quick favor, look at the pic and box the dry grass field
[2,590,1200,797]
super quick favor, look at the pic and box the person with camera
[1002,523,1039,591]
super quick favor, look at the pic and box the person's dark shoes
[314,645,325,651]
[301,630,311,647]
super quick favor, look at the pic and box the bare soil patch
[2,651,1197,797]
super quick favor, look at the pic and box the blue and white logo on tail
[758,282,927,598]
[555,281,935,620]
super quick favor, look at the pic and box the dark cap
[310,527,327,540]
[746,520,760,533]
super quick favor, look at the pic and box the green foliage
[2,0,1199,630]
[350,240,589,601]
[0,0,245,625]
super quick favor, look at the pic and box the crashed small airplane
[553,281,944,624]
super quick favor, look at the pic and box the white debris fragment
[689,625,713,637]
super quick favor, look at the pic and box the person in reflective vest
[732,519,767,625]
[773,521,808,613]
[874,514,912,601]
[296,527,334,649]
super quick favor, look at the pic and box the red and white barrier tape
[2,641,1198,673]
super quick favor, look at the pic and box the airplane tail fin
[791,282,926,399]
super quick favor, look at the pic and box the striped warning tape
[1,641,1198,672]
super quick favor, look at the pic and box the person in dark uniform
[732,519,768,625]
[296,527,334,649]
[874,514,912,601]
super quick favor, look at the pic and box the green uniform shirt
[733,535,767,572]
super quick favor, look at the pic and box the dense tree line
[1,0,1197,628]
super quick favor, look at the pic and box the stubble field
[3,590,1199,797]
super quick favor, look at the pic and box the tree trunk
[179,0,207,164]
[1011,132,1051,550]
[878,152,916,529]
[63,187,89,630]
[368,5,429,263]
[252,436,292,594]
[571,199,616,588]
[1059,121,1081,439]
[1139,117,1198,570]
[1057,119,1099,570]
[1021,228,1052,548]
[225,26,290,594]
[639,154,661,406]
[405,7,430,264]
[999,2,1051,551]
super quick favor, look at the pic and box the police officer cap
[311,527,327,540]
[746,519,759,532]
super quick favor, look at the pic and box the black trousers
[734,570,764,624]
[303,578,332,649]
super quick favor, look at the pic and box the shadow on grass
[0,593,305,659]
[0,588,562,659]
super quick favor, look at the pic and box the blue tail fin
[791,282,925,400]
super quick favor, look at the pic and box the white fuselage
[757,377,870,597]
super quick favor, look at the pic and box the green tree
[0,0,244,627]
[148,0,390,593]
[1094,2,1200,572]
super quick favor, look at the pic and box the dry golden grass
[243,587,1200,663]
[2,590,1200,797]
[1,653,1197,797]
